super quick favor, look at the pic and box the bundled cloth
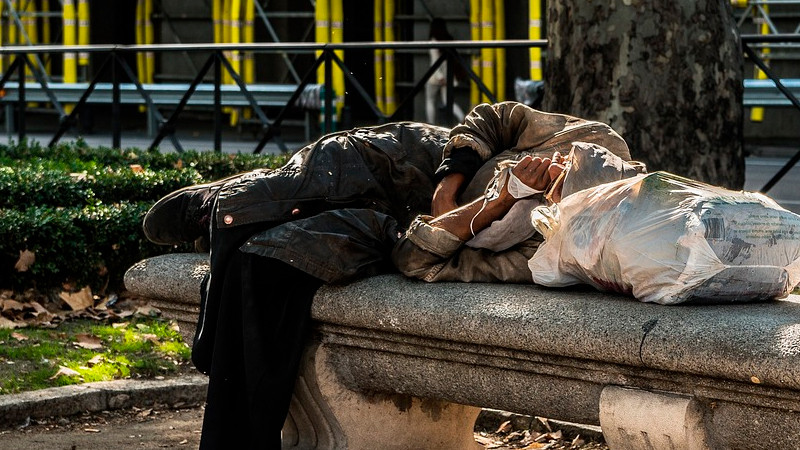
[528,148,800,304]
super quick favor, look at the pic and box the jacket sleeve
[391,215,540,283]
[442,101,631,162]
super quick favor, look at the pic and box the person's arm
[393,156,561,282]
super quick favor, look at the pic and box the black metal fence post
[112,52,122,149]
[214,51,222,152]
[17,56,26,142]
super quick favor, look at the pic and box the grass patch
[0,317,191,395]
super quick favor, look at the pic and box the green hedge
[0,140,290,293]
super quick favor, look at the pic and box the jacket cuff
[405,215,465,258]
[434,147,484,183]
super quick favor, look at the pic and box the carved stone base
[282,342,482,450]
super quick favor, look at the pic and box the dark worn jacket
[210,102,630,284]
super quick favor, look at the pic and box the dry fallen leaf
[134,305,161,317]
[14,249,35,272]
[0,316,21,329]
[10,332,28,341]
[496,420,513,434]
[60,287,94,311]
[129,164,144,173]
[2,299,25,313]
[74,333,103,350]
[50,366,81,380]
[87,355,105,367]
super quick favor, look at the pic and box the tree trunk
[544,0,744,189]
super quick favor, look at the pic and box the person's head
[429,18,453,40]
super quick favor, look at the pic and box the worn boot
[143,181,222,246]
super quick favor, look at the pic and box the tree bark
[544,0,744,189]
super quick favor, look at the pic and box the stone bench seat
[125,253,800,450]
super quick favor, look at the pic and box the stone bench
[125,253,800,450]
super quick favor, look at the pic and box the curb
[0,374,208,429]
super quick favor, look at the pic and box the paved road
[744,156,800,214]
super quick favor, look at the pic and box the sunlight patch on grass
[0,317,191,394]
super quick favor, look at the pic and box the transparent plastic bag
[529,171,800,304]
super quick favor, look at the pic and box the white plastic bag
[529,171,800,304]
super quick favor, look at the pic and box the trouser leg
[198,250,322,449]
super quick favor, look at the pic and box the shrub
[0,140,289,293]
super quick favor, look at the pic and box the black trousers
[194,222,323,449]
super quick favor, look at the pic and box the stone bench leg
[282,342,483,450]
[599,386,712,450]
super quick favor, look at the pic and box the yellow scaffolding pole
[528,0,542,81]
[136,0,146,112]
[0,1,4,73]
[243,0,255,120]
[315,0,329,87]
[213,0,223,44]
[373,0,385,113]
[470,0,481,106]
[24,0,35,79]
[243,0,255,83]
[78,0,89,66]
[144,0,154,84]
[751,3,769,122]
[480,0,495,103]
[42,0,51,73]
[136,0,145,80]
[63,0,77,113]
[222,0,232,85]
[229,0,242,126]
[331,0,344,123]
[8,0,17,49]
[315,0,332,130]
[494,0,505,101]
[383,0,395,115]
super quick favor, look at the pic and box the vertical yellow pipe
[383,0,396,115]
[315,0,330,130]
[494,0,505,101]
[24,0,35,80]
[0,1,4,73]
[244,0,255,84]
[480,0,494,103]
[469,0,481,106]
[136,0,145,80]
[213,0,222,43]
[144,0,154,84]
[136,0,146,112]
[243,0,255,120]
[8,0,17,48]
[78,0,89,66]
[63,0,77,113]
[229,0,242,126]
[221,0,232,84]
[751,4,769,122]
[373,0,385,114]
[529,0,542,81]
[42,0,51,73]
[315,0,329,86]
[331,0,344,124]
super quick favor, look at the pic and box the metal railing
[0,40,543,153]
[741,33,800,192]
[1,37,799,193]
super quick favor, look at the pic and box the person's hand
[505,155,552,196]
[546,151,567,203]
[431,173,465,216]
